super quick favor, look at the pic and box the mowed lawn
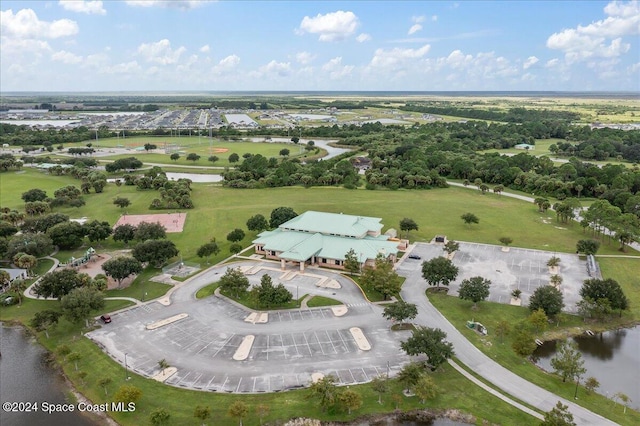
[66,136,322,167]
[2,170,638,264]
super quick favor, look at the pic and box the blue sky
[1,0,639,92]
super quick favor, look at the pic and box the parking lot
[88,261,415,393]
[402,242,589,312]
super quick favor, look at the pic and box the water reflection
[533,326,639,409]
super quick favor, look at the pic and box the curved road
[397,257,617,425]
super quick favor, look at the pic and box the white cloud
[295,51,315,64]
[52,50,83,64]
[125,1,212,9]
[408,24,422,35]
[545,58,560,68]
[356,33,371,42]
[258,60,291,77]
[137,39,186,64]
[1,8,79,39]
[102,60,141,74]
[523,56,539,69]
[370,44,431,69]
[627,62,640,74]
[412,15,426,23]
[321,56,354,79]
[212,54,240,74]
[298,10,359,41]
[547,0,639,61]
[59,1,106,15]
[432,15,438,22]
[199,44,210,53]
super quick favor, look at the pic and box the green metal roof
[279,211,383,238]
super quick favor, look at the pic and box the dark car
[100,314,112,324]
[408,254,421,260]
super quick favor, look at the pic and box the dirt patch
[114,213,186,233]
[213,148,229,153]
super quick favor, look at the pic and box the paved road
[397,248,617,426]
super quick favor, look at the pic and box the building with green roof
[253,211,401,271]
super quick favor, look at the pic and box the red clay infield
[114,213,186,233]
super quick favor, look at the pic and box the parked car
[408,254,421,260]
[100,314,112,324]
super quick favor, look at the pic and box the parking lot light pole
[124,352,129,381]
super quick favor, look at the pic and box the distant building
[514,143,535,150]
[253,211,401,271]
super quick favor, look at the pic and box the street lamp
[574,375,581,399]
[124,352,129,381]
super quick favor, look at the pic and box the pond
[533,325,639,409]
[0,324,97,426]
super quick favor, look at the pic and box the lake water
[0,324,96,426]
[533,326,640,409]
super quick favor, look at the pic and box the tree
[511,324,537,357]
[584,377,600,395]
[551,340,586,383]
[22,188,48,203]
[382,301,418,325]
[34,268,88,300]
[208,155,219,164]
[7,233,54,258]
[170,153,180,162]
[102,256,143,288]
[413,375,438,404]
[229,243,243,254]
[47,221,85,250]
[30,309,61,338]
[0,221,18,238]
[550,274,563,287]
[197,242,220,264]
[541,401,576,426]
[255,404,270,425]
[228,153,240,163]
[252,274,292,308]
[279,148,290,157]
[67,352,82,371]
[8,279,28,305]
[339,389,362,414]
[397,362,423,392]
[421,256,459,288]
[98,377,112,396]
[580,278,628,315]
[576,239,600,256]
[461,212,479,227]
[246,214,268,232]
[113,197,131,209]
[149,408,171,426]
[399,218,419,238]
[186,153,201,162]
[613,392,631,414]
[0,270,9,290]
[269,206,298,228]
[457,277,491,311]
[113,224,136,246]
[401,327,454,370]
[158,358,170,376]
[194,405,211,426]
[443,240,459,255]
[114,385,142,404]
[547,256,561,268]
[227,400,248,426]
[499,237,513,248]
[134,221,166,241]
[493,184,504,196]
[132,239,178,268]
[61,287,105,327]
[307,375,338,412]
[528,308,548,332]
[144,143,157,152]
[25,201,51,216]
[343,248,361,275]
[226,228,245,242]
[529,285,564,317]
[219,267,250,299]
[13,253,37,274]
[360,253,403,300]
[534,197,551,212]
[371,375,389,404]
[84,220,112,245]
[495,320,511,343]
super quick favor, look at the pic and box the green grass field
[429,294,640,424]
